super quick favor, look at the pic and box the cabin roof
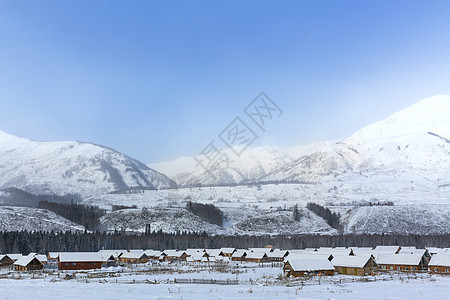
[376,253,424,265]
[331,255,374,268]
[429,254,450,267]
[13,255,42,267]
[59,252,103,263]
[286,259,334,272]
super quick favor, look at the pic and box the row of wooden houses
[1,245,449,274]
[283,245,450,277]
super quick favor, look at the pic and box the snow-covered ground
[0,263,449,299]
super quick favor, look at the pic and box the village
[1,245,449,277]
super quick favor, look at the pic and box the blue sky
[1,1,450,163]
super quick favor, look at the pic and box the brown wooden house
[119,252,149,264]
[231,250,247,262]
[376,252,428,272]
[332,255,378,276]
[59,252,103,270]
[284,259,335,277]
[0,255,15,267]
[428,253,450,274]
[13,255,44,271]
[245,252,269,263]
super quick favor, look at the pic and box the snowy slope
[99,205,337,236]
[0,130,177,197]
[343,205,450,235]
[0,206,85,232]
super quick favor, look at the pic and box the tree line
[1,230,449,254]
[186,201,223,226]
[306,202,342,231]
[38,201,106,231]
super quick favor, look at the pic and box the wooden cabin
[376,252,428,272]
[59,252,103,270]
[13,255,43,271]
[245,252,269,263]
[119,252,149,264]
[162,250,188,262]
[0,255,15,267]
[284,259,335,277]
[428,253,450,274]
[231,250,247,262]
[332,255,378,276]
[267,250,289,262]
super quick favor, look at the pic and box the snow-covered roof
[231,250,247,258]
[144,250,162,257]
[268,250,288,258]
[220,248,236,254]
[35,254,47,263]
[248,248,273,253]
[245,252,268,260]
[331,255,374,268]
[163,250,186,258]
[7,254,23,261]
[286,259,334,272]
[185,249,205,256]
[120,252,147,259]
[205,249,223,257]
[59,252,103,263]
[376,253,424,266]
[285,252,332,262]
[13,255,43,267]
[209,256,216,262]
[99,250,123,258]
[48,252,60,259]
[426,247,448,255]
[186,256,194,262]
[374,246,401,253]
[428,254,450,267]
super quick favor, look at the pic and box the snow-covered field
[0,263,449,300]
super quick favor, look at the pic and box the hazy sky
[1,1,450,163]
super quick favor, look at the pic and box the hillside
[0,206,85,232]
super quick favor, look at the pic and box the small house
[13,255,44,271]
[428,254,450,274]
[119,252,149,264]
[332,255,378,276]
[376,252,429,272]
[284,259,335,277]
[245,252,269,263]
[231,250,247,262]
[0,255,14,267]
[59,252,103,270]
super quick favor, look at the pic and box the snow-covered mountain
[0,130,177,198]
[151,95,450,191]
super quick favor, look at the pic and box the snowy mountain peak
[0,130,177,197]
[346,95,450,145]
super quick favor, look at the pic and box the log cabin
[13,255,43,271]
[332,255,378,276]
[284,259,335,277]
[428,253,450,274]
